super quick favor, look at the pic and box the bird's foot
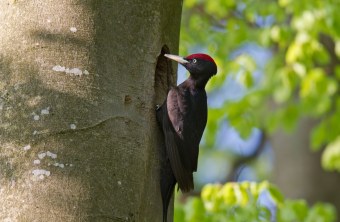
[156,104,161,111]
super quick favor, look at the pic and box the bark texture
[271,118,340,213]
[0,0,181,221]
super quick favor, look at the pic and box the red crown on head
[186,53,215,64]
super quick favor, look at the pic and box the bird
[156,53,217,222]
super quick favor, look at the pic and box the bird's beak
[164,54,189,64]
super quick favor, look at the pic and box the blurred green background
[174,0,340,221]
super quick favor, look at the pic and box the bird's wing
[162,87,206,191]
[187,90,207,171]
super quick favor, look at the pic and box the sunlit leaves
[306,203,337,222]
[273,67,298,103]
[292,11,317,31]
[286,42,302,64]
[181,0,340,171]
[322,136,340,171]
[177,2,340,221]
[278,0,292,8]
[175,182,336,222]
[205,0,235,18]
[231,54,256,88]
[277,200,309,222]
[270,25,281,42]
[183,0,199,8]
[199,181,277,221]
[299,69,337,115]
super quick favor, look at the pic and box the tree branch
[227,131,267,182]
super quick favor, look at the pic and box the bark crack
[35,115,138,137]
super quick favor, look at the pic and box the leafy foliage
[181,0,340,171]
[175,181,336,222]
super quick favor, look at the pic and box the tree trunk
[0,1,182,221]
[270,118,340,213]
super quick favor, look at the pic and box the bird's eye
[192,59,197,63]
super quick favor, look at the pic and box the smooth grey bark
[0,0,181,221]
[271,118,340,213]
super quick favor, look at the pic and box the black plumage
[156,53,217,222]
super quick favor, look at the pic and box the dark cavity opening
[154,45,175,106]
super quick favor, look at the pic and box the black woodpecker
[156,53,217,222]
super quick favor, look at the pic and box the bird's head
[164,53,217,87]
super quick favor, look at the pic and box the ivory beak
[164,54,189,64]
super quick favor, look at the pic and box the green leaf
[183,0,198,8]
[270,25,281,42]
[277,200,308,222]
[322,136,340,171]
[311,122,328,151]
[239,70,254,88]
[286,42,303,64]
[306,203,337,222]
[267,184,285,206]
[311,110,340,150]
[278,104,300,131]
[279,0,292,7]
[184,198,206,222]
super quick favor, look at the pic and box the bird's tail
[161,159,176,222]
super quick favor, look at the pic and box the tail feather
[161,159,176,222]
